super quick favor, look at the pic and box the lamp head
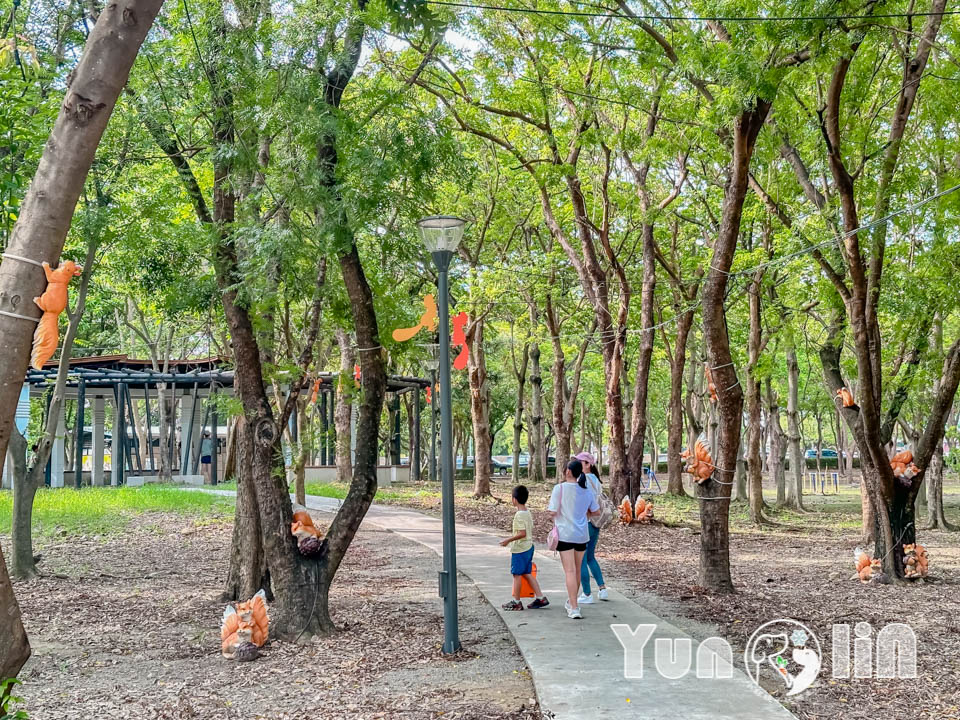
[417,215,466,253]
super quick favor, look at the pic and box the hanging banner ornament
[425,385,432,404]
[392,294,438,342]
[354,364,361,388]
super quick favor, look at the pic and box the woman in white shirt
[548,459,600,619]
[575,452,609,604]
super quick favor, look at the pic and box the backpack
[546,483,563,551]
[591,485,616,528]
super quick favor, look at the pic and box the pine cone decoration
[235,642,260,662]
[298,536,328,559]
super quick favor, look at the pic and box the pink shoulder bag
[547,483,563,551]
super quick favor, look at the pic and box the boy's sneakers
[566,605,582,619]
[502,600,524,611]
[577,592,595,604]
[598,587,610,601]
[527,597,549,609]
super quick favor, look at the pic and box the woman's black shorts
[556,540,587,552]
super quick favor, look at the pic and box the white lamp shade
[418,215,466,253]
[423,343,440,370]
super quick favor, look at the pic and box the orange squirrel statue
[634,497,654,523]
[291,509,327,558]
[890,449,920,484]
[221,589,269,660]
[30,260,82,370]
[704,363,718,403]
[836,387,857,409]
[683,440,715,484]
[619,495,633,524]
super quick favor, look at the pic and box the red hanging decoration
[452,311,469,370]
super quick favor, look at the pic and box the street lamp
[424,343,439,485]
[418,215,466,655]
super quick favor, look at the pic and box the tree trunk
[698,102,770,592]
[222,418,270,602]
[512,343,528,480]
[466,318,492,497]
[293,402,309,505]
[528,343,545,483]
[746,271,766,523]
[222,418,238,483]
[785,346,806,510]
[334,329,355,484]
[0,2,163,678]
[626,224,656,486]
[9,428,39,581]
[766,379,786,506]
[665,308,693,496]
[925,445,955,530]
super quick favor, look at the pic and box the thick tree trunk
[222,418,270,602]
[0,3,163,677]
[735,435,748,501]
[293,402,309,505]
[466,318,492,497]
[699,102,770,592]
[334,329,355,484]
[222,418,238,483]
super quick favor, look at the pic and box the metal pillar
[111,392,123,485]
[92,397,106,486]
[390,393,401,465]
[124,384,143,474]
[143,386,155,472]
[413,386,421,481]
[211,396,218,485]
[430,369,437,483]
[433,249,460,654]
[74,378,86,488]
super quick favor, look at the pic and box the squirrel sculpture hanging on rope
[31,260,82,370]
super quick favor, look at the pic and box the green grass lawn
[0,485,234,538]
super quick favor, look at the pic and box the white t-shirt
[548,480,599,544]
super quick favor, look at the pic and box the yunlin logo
[612,619,917,697]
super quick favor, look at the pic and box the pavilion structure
[1,355,431,490]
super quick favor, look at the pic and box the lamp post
[424,343,439,484]
[418,215,466,655]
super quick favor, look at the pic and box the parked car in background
[804,448,839,459]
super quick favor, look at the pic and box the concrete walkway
[198,489,794,719]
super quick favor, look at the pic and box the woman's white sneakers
[598,587,609,601]
[563,600,583,619]
[577,592,595,604]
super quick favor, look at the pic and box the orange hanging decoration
[30,260,83,370]
[425,385,432,404]
[391,294,438,342]
[309,377,322,405]
[704,363,718,403]
[354,364,361,388]
[452,311,469,370]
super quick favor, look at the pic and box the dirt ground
[385,476,960,720]
[5,513,542,720]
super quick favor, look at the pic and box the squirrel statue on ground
[30,260,82,370]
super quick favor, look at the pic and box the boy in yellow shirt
[500,485,548,610]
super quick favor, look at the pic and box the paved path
[202,489,795,719]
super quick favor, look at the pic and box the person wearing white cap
[575,451,609,604]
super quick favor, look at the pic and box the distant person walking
[548,458,600,619]
[200,431,215,483]
[575,451,609,604]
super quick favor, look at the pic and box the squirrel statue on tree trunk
[30,260,82,370]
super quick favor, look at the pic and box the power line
[427,0,960,22]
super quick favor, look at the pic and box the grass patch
[0,485,234,538]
